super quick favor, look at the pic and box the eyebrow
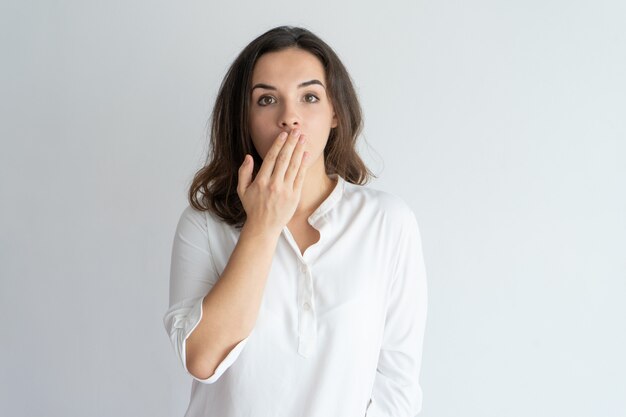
[251,79,326,92]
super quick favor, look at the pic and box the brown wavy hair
[188,25,376,229]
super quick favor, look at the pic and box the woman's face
[248,47,338,168]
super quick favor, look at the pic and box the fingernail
[280,132,288,141]
[293,128,301,137]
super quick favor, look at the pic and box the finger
[283,133,307,186]
[255,131,288,181]
[271,128,302,181]
[292,151,310,192]
[237,154,253,198]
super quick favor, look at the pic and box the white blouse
[163,173,428,417]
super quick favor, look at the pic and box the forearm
[185,220,280,379]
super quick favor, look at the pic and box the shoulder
[342,180,417,227]
[177,204,206,227]
[177,205,226,234]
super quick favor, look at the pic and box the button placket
[297,262,317,357]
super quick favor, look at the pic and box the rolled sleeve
[367,207,428,416]
[162,205,248,384]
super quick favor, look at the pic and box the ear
[331,111,338,128]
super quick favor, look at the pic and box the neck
[293,160,336,218]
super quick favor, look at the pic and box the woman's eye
[304,94,319,103]
[258,96,276,106]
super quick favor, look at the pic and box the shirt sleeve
[366,207,428,416]
[162,205,249,384]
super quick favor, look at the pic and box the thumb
[237,154,253,196]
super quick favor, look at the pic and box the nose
[278,101,300,131]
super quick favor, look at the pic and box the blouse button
[303,302,311,311]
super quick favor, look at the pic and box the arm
[162,206,280,383]
[366,208,429,416]
[164,128,309,383]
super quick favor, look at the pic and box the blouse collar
[308,173,345,225]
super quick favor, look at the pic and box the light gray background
[1,1,624,416]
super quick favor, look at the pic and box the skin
[244,46,338,226]
[185,47,340,379]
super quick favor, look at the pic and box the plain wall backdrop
[1,1,625,416]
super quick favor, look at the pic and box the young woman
[163,25,428,417]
